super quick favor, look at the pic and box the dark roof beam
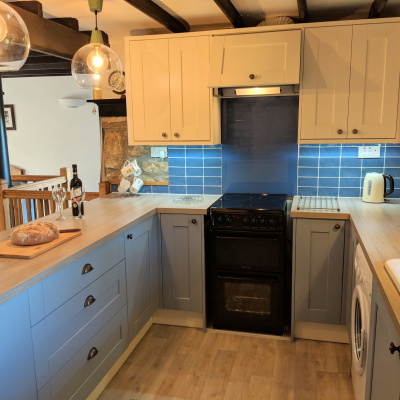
[297,0,308,22]
[213,0,245,28]
[369,0,388,18]
[123,0,189,33]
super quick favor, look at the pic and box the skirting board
[86,317,153,400]
[294,321,350,343]
[153,309,203,329]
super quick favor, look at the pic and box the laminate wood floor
[98,324,354,400]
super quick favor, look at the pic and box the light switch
[151,146,168,158]
[358,146,380,159]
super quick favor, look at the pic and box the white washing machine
[351,244,373,400]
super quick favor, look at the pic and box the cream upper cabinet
[300,23,400,143]
[208,30,301,88]
[125,35,220,145]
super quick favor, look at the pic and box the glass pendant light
[0,1,30,71]
[71,0,122,92]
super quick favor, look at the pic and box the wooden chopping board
[0,230,82,259]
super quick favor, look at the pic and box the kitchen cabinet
[294,218,346,324]
[28,234,128,399]
[160,214,203,312]
[208,30,301,87]
[366,280,400,400]
[300,23,400,142]
[125,35,220,145]
[0,291,37,400]
[124,216,159,342]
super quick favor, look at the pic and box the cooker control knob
[243,217,249,225]
[251,218,257,225]
[226,217,233,225]
[218,216,224,224]
[259,218,265,226]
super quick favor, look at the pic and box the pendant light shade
[71,39,122,90]
[0,1,30,71]
[71,0,122,91]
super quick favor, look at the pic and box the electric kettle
[362,172,394,203]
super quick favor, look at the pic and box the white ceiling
[6,0,400,60]
[8,0,400,38]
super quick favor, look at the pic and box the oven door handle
[216,275,279,284]
[215,236,280,241]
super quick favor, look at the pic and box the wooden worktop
[0,193,220,307]
[291,196,400,336]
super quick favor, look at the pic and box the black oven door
[211,271,284,335]
[207,230,285,273]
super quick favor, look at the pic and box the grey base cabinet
[0,291,37,400]
[124,215,159,342]
[160,214,203,313]
[294,218,346,324]
[366,281,400,400]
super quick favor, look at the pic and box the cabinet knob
[127,233,133,240]
[249,74,255,79]
[84,295,96,308]
[389,342,400,355]
[162,132,168,138]
[191,219,197,224]
[337,129,343,135]
[352,129,358,134]
[334,224,341,230]
[82,263,94,275]
[174,132,180,138]
[87,347,99,361]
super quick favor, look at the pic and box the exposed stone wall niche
[102,117,169,185]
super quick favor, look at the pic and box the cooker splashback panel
[221,96,298,195]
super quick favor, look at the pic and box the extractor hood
[214,85,299,98]
[208,31,301,97]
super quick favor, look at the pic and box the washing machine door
[351,285,370,375]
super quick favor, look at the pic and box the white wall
[3,76,102,192]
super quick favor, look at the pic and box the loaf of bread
[11,222,60,246]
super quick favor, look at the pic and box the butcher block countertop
[0,193,220,306]
[291,196,400,336]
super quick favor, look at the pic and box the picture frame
[4,104,16,130]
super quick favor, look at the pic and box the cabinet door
[125,216,158,342]
[0,291,37,400]
[161,214,203,312]
[169,36,211,142]
[127,39,171,143]
[348,23,400,140]
[300,26,352,140]
[367,281,400,399]
[295,219,345,324]
[209,30,301,87]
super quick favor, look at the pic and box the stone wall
[102,117,169,184]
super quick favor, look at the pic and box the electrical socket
[358,146,380,159]
[150,146,168,158]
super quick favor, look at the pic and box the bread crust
[11,222,60,246]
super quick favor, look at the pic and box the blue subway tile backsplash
[298,143,400,198]
[132,143,400,199]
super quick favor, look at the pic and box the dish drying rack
[297,196,340,212]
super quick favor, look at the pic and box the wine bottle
[70,164,84,217]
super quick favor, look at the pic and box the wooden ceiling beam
[297,0,308,22]
[8,1,43,17]
[49,18,79,31]
[369,0,388,18]
[7,3,90,60]
[123,0,189,33]
[213,0,244,28]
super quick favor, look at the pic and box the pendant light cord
[95,10,98,30]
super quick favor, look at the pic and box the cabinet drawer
[31,234,125,322]
[48,306,127,400]
[32,260,127,390]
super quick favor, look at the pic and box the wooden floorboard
[98,324,354,400]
